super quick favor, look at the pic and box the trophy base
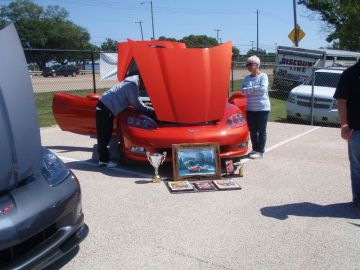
[152,176,162,183]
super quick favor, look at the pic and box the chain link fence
[27,49,341,129]
[269,65,342,128]
[26,49,117,126]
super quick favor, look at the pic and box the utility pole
[250,40,254,51]
[141,1,155,40]
[214,28,221,43]
[134,21,144,40]
[293,0,299,47]
[256,9,259,54]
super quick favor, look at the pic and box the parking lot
[31,69,274,93]
[40,122,360,270]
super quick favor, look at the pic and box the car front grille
[295,96,332,109]
[0,223,57,267]
[296,101,331,109]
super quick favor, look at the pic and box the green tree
[232,46,240,55]
[298,0,360,51]
[0,0,94,68]
[158,36,178,42]
[100,38,118,51]
[159,35,240,56]
[180,35,218,48]
[246,48,267,56]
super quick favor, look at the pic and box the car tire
[71,72,77,77]
[272,79,279,90]
[286,115,295,123]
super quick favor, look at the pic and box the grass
[35,88,107,127]
[35,78,287,127]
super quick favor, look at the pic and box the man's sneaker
[98,161,118,168]
[249,151,263,159]
[106,161,118,168]
[98,161,108,167]
[248,150,257,157]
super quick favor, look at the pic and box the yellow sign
[288,26,305,45]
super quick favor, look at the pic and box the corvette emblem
[187,129,199,133]
[0,203,13,215]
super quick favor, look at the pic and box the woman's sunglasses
[245,62,256,67]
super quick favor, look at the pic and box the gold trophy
[146,151,167,183]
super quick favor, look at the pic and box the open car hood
[0,24,42,192]
[118,40,232,124]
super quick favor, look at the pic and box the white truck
[272,46,360,90]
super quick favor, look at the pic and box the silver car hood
[291,85,336,100]
[0,24,42,192]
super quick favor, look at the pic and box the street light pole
[293,0,299,47]
[141,1,155,40]
[256,9,259,54]
[214,29,221,43]
[134,21,144,40]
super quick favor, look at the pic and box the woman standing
[241,55,271,159]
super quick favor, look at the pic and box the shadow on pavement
[45,246,79,270]
[260,202,360,220]
[64,160,149,179]
[63,159,174,180]
[135,180,153,184]
[46,145,94,153]
[348,222,360,228]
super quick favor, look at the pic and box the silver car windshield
[304,72,342,88]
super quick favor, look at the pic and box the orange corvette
[52,40,248,163]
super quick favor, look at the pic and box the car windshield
[304,72,342,88]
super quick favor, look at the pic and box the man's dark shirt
[333,61,360,130]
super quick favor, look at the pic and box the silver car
[0,24,88,269]
[286,69,343,124]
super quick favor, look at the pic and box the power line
[39,0,255,15]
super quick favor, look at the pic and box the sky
[3,0,330,53]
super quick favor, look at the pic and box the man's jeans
[246,111,269,153]
[348,130,360,202]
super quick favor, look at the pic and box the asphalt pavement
[41,122,360,270]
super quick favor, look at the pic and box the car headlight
[126,114,157,130]
[331,99,337,109]
[287,93,296,103]
[226,112,246,128]
[41,148,70,187]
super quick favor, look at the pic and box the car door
[52,93,100,135]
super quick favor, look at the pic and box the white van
[273,46,360,90]
[285,69,343,124]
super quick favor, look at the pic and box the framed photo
[193,181,217,191]
[225,160,235,175]
[172,143,221,181]
[167,181,194,192]
[212,179,241,190]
